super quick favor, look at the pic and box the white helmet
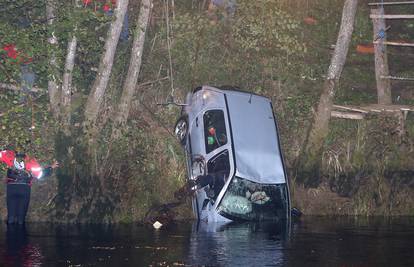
[13,158,25,170]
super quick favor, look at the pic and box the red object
[111,0,117,6]
[83,0,92,6]
[304,16,317,25]
[0,150,15,167]
[3,44,18,59]
[356,44,374,54]
[103,4,111,12]
[0,150,44,185]
[23,57,33,64]
[25,156,43,181]
[2,44,33,64]
[208,127,216,136]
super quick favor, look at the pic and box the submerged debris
[143,202,183,228]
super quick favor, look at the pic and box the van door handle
[196,117,199,127]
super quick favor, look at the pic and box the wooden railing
[330,1,413,138]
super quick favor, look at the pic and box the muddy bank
[291,171,414,216]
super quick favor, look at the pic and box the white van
[174,86,290,222]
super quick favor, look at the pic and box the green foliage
[0,92,52,155]
[0,1,47,85]
[0,0,412,220]
[0,0,114,151]
[53,2,113,92]
[0,1,113,91]
[352,5,374,45]
[163,0,308,96]
[232,0,306,55]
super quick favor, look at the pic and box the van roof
[203,86,287,184]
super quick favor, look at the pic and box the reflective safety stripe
[8,182,30,186]
[35,171,43,179]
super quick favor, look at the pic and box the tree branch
[0,83,42,93]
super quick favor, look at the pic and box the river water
[0,216,413,267]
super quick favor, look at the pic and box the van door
[202,109,235,207]
[189,115,205,178]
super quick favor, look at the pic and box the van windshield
[217,177,289,221]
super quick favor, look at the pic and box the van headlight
[202,91,210,100]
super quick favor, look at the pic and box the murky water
[0,216,413,266]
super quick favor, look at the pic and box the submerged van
[174,86,290,222]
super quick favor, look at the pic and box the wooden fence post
[371,7,392,105]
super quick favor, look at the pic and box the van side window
[203,110,228,154]
[207,150,230,180]
[206,150,230,201]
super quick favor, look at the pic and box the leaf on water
[135,246,168,250]
[91,246,116,250]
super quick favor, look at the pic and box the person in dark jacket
[190,171,227,200]
[0,149,59,224]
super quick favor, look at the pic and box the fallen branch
[331,111,365,120]
[363,104,414,112]
[0,83,42,93]
[137,76,169,88]
[333,104,369,113]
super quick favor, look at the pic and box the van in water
[174,86,290,222]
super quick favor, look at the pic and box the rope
[374,25,391,41]
[164,0,175,99]
[29,94,35,143]
[377,0,386,43]
[374,0,389,53]
[139,98,177,140]
[381,75,414,81]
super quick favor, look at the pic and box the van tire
[174,116,188,145]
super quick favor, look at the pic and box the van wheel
[174,116,188,145]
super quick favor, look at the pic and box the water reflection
[3,225,43,267]
[187,220,290,266]
[285,216,414,267]
[0,217,413,266]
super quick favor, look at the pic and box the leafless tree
[83,0,129,137]
[299,0,359,182]
[46,0,60,118]
[111,0,153,139]
[61,36,77,133]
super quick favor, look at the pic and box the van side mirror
[191,155,206,178]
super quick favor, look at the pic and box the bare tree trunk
[46,0,60,118]
[299,0,358,185]
[83,0,129,134]
[111,0,152,139]
[61,36,77,133]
